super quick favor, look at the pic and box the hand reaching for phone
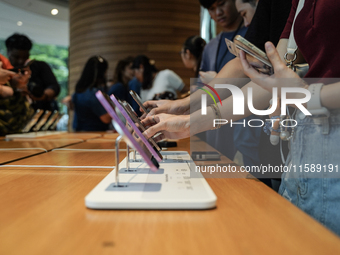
[141,97,190,120]
[141,113,190,142]
[141,99,171,116]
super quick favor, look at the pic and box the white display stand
[85,151,217,210]
[5,131,67,139]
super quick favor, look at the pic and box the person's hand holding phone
[239,42,308,96]
[10,67,31,93]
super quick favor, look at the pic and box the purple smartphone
[96,91,158,171]
[110,94,162,162]
[120,100,161,152]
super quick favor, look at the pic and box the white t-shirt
[140,69,184,102]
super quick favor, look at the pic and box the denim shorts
[279,109,340,236]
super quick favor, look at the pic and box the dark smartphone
[129,90,149,114]
[157,141,177,148]
[192,151,221,161]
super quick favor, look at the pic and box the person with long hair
[108,56,135,101]
[180,36,206,78]
[132,55,186,102]
[72,56,111,131]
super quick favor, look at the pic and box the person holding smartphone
[5,33,60,111]
[0,53,34,135]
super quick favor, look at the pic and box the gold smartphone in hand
[225,35,273,75]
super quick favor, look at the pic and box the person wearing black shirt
[5,33,60,111]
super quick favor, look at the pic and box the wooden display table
[0,135,339,255]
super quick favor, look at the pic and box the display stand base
[85,151,217,209]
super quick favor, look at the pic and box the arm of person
[143,79,272,140]
[241,41,340,110]
[189,38,308,112]
[189,58,249,113]
[199,71,217,84]
[0,67,15,84]
[142,40,296,139]
[0,85,14,98]
[144,58,249,117]
[0,67,16,98]
[143,38,297,120]
[320,84,340,110]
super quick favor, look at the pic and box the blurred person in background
[132,55,187,102]
[5,33,60,111]
[108,56,141,114]
[72,56,111,131]
[180,35,206,78]
[0,53,33,135]
[108,56,134,100]
[198,0,249,165]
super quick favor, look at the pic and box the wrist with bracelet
[210,104,222,130]
[307,83,329,118]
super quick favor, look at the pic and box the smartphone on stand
[110,94,163,162]
[120,100,162,152]
[129,90,149,114]
[96,91,160,171]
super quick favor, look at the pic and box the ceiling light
[17,21,23,26]
[51,9,59,15]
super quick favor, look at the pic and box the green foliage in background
[0,39,69,113]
